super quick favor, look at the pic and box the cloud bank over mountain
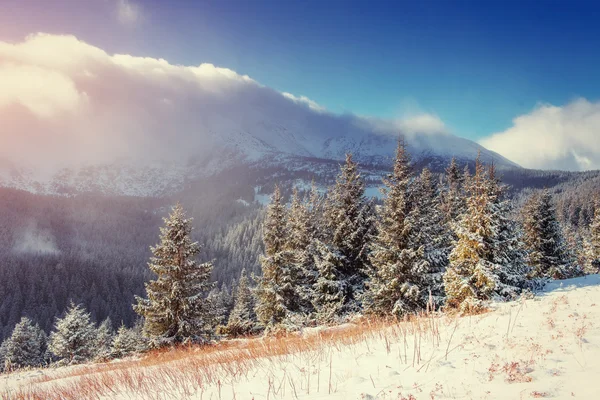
[0,33,514,173]
[0,33,462,170]
[480,99,600,171]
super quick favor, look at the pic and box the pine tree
[134,204,214,346]
[111,323,146,359]
[49,302,97,365]
[522,190,574,279]
[208,283,234,326]
[486,165,529,297]
[323,153,374,313]
[312,240,346,323]
[94,318,114,361]
[443,156,498,313]
[225,269,257,336]
[255,186,297,329]
[366,141,426,317]
[413,167,448,306]
[286,187,319,316]
[585,198,600,273]
[441,157,466,224]
[0,340,6,372]
[1,317,47,371]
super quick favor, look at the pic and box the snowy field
[2,275,600,399]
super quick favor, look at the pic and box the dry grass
[2,312,454,400]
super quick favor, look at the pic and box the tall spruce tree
[134,204,214,346]
[255,186,298,329]
[443,156,498,313]
[413,167,448,306]
[486,165,529,296]
[323,154,374,313]
[49,302,97,364]
[522,190,573,279]
[441,157,466,224]
[366,141,427,316]
[286,188,319,315]
[1,317,47,371]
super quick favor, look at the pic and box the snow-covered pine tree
[286,187,319,318]
[49,302,97,365]
[585,197,600,273]
[323,153,374,313]
[412,167,448,306]
[208,282,234,326]
[522,190,575,279]
[443,155,498,313]
[134,204,214,346]
[308,182,325,237]
[441,157,466,223]
[0,341,6,372]
[94,318,114,361]
[255,186,298,330]
[224,269,257,336]
[485,164,529,297]
[1,317,47,371]
[365,140,427,317]
[111,323,146,359]
[312,240,346,323]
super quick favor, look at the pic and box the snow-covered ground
[3,275,600,399]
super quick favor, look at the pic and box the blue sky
[2,0,600,141]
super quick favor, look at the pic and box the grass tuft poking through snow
[2,275,600,399]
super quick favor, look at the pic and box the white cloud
[480,99,600,171]
[116,0,142,26]
[362,112,449,138]
[0,64,83,117]
[0,33,341,170]
[395,113,449,136]
[282,92,326,112]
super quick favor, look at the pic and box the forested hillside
[0,157,598,342]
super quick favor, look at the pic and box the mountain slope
[3,275,599,399]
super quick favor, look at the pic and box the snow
[3,275,600,399]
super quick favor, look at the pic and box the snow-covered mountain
[0,34,519,197]
[0,134,516,198]
[0,119,518,197]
